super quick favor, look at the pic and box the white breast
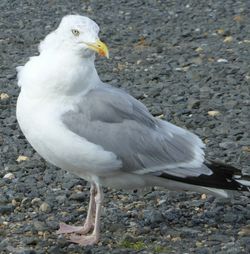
[16,91,121,182]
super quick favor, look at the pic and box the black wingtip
[204,161,249,191]
[159,160,250,191]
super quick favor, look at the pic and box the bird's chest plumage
[16,91,118,183]
[16,92,69,165]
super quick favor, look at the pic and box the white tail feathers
[235,179,250,188]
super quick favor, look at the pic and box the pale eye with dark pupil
[72,29,80,36]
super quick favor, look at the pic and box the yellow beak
[85,39,109,58]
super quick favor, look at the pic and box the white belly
[16,91,121,182]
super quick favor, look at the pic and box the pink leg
[69,184,103,246]
[56,183,96,235]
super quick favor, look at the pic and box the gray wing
[62,84,210,177]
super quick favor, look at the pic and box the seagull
[16,15,250,246]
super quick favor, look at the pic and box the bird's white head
[39,15,109,58]
[17,15,106,97]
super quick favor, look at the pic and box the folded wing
[62,84,210,177]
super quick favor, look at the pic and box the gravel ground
[1,0,250,253]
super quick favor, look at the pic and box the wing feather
[62,84,209,177]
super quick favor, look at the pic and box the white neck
[18,49,100,99]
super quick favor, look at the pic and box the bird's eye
[71,29,80,36]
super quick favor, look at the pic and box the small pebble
[217,58,228,63]
[3,173,15,180]
[16,155,29,163]
[208,110,220,117]
[0,205,14,215]
[0,93,9,100]
[39,202,51,212]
